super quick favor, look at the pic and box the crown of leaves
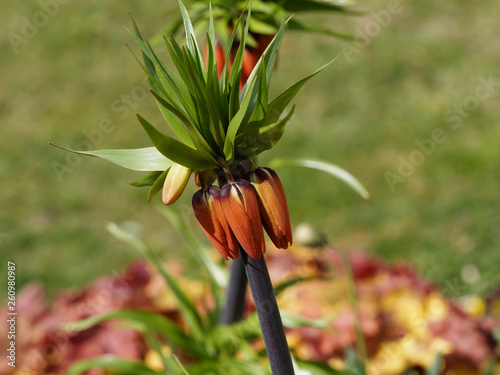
[52,1,348,201]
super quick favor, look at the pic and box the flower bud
[249,168,292,249]
[162,163,191,205]
[192,187,239,260]
[220,180,266,259]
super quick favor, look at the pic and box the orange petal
[264,167,293,246]
[249,168,289,249]
[221,181,264,259]
[238,180,266,255]
[207,186,239,259]
[192,189,230,259]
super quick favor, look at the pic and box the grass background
[1,0,499,298]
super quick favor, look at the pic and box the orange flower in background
[248,167,292,249]
[192,186,239,260]
[220,179,265,259]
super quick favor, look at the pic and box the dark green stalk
[219,249,247,324]
[241,250,295,375]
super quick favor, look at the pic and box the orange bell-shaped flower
[248,168,293,249]
[220,179,265,259]
[192,186,239,260]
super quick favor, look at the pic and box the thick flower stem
[241,250,295,375]
[219,250,247,324]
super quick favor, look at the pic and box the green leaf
[228,7,251,117]
[49,144,173,172]
[484,359,497,375]
[244,62,268,131]
[274,275,319,297]
[147,168,169,202]
[233,105,295,160]
[294,359,344,375]
[157,206,227,329]
[64,356,162,375]
[223,74,259,162]
[149,90,219,162]
[178,0,205,70]
[287,19,355,41]
[268,158,370,199]
[282,0,357,13]
[426,353,442,375]
[64,309,204,359]
[343,347,367,375]
[280,310,335,331]
[143,329,179,374]
[249,17,279,35]
[137,114,217,170]
[106,223,207,345]
[240,17,286,101]
[158,207,227,288]
[129,171,163,187]
[126,28,196,147]
[265,52,343,124]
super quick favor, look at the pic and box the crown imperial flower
[192,186,239,260]
[220,179,266,259]
[248,167,292,249]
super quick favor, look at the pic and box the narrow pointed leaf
[158,207,227,288]
[129,15,160,87]
[106,223,207,342]
[294,360,344,375]
[234,106,295,159]
[280,310,335,331]
[240,17,286,101]
[274,276,319,297]
[283,0,357,12]
[65,356,162,375]
[149,89,208,151]
[147,168,169,202]
[268,158,370,199]
[288,19,355,41]
[64,309,199,356]
[243,62,268,131]
[129,171,163,187]
[137,114,216,170]
[223,74,259,162]
[178,0,204,69]
[265,52,343,124]
[426,354,443,375]
[143,329,179,374]
[49,144,172,172]
[158,207,226,329]
[228,8,251,116]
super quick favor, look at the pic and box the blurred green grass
[1,0,499,298]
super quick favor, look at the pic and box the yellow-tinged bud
[162,163,191,205]
[192,187,239,259]
[220,179,266,259]
[249,167,292,249]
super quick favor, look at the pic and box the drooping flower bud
[248,168,293,249]
[220,179,266,259]
[192,187,239,260]
[162,163,191,205]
